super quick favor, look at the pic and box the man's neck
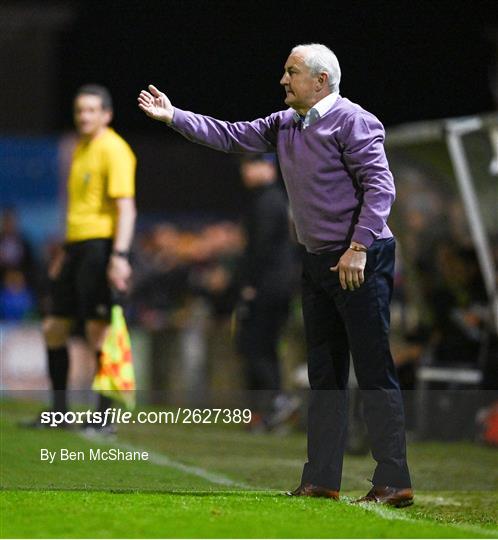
[294,91,332,116]
[80,126,108,142]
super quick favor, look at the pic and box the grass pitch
[1,399,497,538]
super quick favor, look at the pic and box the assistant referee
[37,85,136,427]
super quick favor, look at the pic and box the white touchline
[78,433,253,490]
[78,432,498,537]
[357,501,498,538]
[415,494,462,506]
[119,441,254,489]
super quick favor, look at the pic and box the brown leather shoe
[354,486,414,507]
[286,483,339,499]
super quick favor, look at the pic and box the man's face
[73,94,112,137]
[280,52,320,113]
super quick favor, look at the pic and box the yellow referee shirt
[66,128,136,242]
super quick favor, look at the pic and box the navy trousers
[300,238,411,490]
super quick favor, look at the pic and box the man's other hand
[107,255,132,292]
[330,249,366,291]
[138,85,174,124]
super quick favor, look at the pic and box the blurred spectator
[0,269,35,322]
[427,245,488,366]
[131,221,246,328]
[191,222,243,319]
[130,221,245,400]
[131,224,191,330]
[0,207,35,287]
[234,155,298,430]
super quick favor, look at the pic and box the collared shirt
[293,92,339,129]
[66,128,136,242]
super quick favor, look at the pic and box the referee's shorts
[49,238,113,321]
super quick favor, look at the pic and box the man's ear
[316,72,329,90]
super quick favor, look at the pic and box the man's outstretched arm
[138,84,278,153]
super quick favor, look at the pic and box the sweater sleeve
[339,112,395,248]
[171,108,279,154]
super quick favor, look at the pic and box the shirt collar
[293,92,339,128]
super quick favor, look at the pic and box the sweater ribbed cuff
[351,226,376,249]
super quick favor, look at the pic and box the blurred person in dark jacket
[429,245,488,366]
[0,207,35,288]
[236,154,298,430]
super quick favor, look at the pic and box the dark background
[1,0,498,214]
[57,0,498,129]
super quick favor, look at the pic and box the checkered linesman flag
[92,305,136,409]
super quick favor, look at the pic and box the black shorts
[49,239,113,321]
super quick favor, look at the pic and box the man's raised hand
[138,85,174,124]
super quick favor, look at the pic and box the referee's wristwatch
[111,250,130,261]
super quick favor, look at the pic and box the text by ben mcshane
[40,448,149,463]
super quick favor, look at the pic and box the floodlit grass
[1,399,497,538]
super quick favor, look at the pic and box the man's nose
[280,73,288,85]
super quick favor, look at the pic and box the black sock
[98,395,113,415]
[96,350,113,415]
[47,346,69,413]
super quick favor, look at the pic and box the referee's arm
[108,197,136,291]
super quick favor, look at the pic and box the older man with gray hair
[138,43,413,507]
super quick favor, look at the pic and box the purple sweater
[171,96,395,253]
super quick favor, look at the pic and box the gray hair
[291,43,341,93]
